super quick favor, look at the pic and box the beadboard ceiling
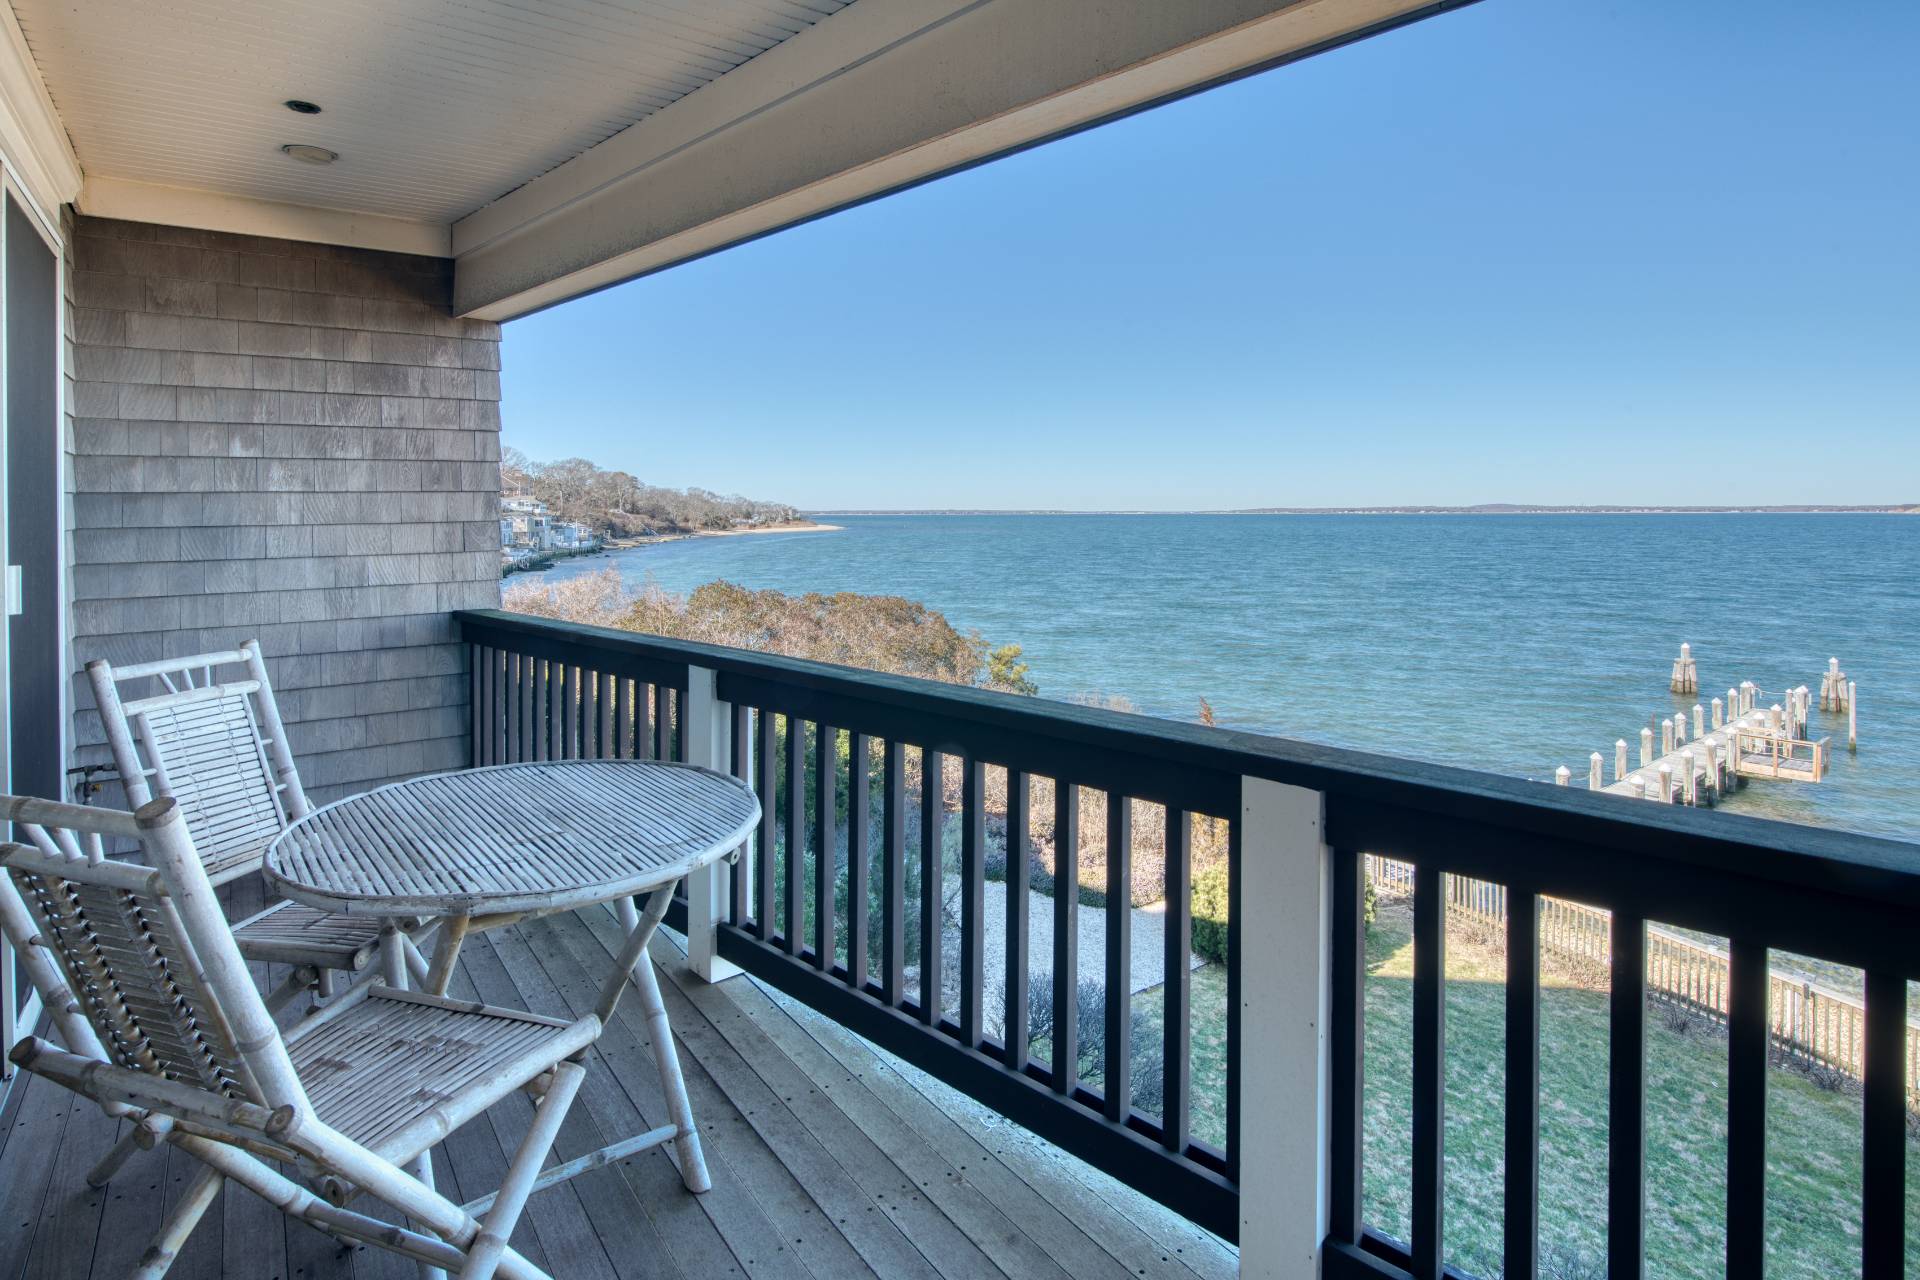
[11,0,848,226]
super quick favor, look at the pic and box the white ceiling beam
[0,0,81,219]
[77,176,451,258]
[452,0,1467,319]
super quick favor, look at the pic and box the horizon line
[801,503,1920,516]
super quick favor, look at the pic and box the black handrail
[456,609,1920,1275]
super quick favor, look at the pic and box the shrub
[1188,861,1374,966]
[1192,862,1230,965]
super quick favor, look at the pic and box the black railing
[457,609,1920,1278]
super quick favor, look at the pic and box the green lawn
[1129,903,1918,1279]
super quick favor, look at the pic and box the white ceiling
[12,0,847,226]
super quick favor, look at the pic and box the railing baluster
[731,704,752,926]
[882,741,906,1006]
[1862,969,1907,1277]
[1053,781,1079,1095]
[548,661,564,760]
[671,687,684,761]
[1329,847,1364,1244]
[610,676,626,758]
[1609,911,1646,1280]
[534,658,550,761]
[469,645,484,766]
[526,660,541,759]
[1411,862,1446,1280]
[1104,792,1132,1121]
[598,671,613,759]
[639,682,655,760]
[1726,939,1768,1278]
[813,722,836,971]
[846,732,871,992]
[919,748,945,1027]
[1505,886,1539,1280]
[507,652,523,761]
[1162,808,1191,1152]
[491,648,506,765]
[568,667,583,756]
[959,757,985,1048]
[755,707,776,939]
[1005,771,1031,1072]
[785,715,805,957]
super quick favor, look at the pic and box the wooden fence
[1366,856,1920,1111]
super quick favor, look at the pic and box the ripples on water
[535,514,1920,842]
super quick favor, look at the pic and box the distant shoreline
[590,519,842,553]
[811,505,1919,517]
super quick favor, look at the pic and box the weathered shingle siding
[67,214,501,804]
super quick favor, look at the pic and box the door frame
[0,155,64,1087]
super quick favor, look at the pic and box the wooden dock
[1559,651,1849,807]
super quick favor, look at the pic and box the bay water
[533,513,1920,843]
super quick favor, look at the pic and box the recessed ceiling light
[280,143,338,165]
[284,99,322,115]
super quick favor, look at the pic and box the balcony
[6,609,1920,1276]
[0,1,1914,1276]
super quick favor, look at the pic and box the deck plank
[728,975,1139,1280]
[660,942,1075,1280]
[3,901,1234,1279]
[479,919,750,1277]
[457,927,696,1279]
[569,910,976,1280]
[0,1073,79,1280]
[534,908,894,1279]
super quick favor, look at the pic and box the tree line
[501,448,802,536]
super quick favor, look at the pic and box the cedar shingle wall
[67,214,501,804]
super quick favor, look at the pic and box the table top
[264,760,761,917]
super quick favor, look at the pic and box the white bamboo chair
[86,641,435,1010]
[2,793,609,1280]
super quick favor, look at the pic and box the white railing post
[1238,776,1330,1278]
[683,665,744,983]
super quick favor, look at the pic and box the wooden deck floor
[0,899,1235,1280]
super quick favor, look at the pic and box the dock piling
[1589,752,1604,790]
[1662,718,1675,755]
[1658,763,1674,803]
[1849,682,1858,752]
[1712,697,1724,730]
[1670,643,1698,695]
[1693,704,1704,740]
[1555,766,1571,787]
[1640,727,1654,767]
[1615,739,1628,781]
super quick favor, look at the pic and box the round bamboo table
[264,758,761,1203]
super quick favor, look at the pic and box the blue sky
[500,0,1920,511]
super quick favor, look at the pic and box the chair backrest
[86,642,310,886]
[0,794,307,1113]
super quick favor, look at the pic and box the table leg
[629,940,711,1193]
[593,885,711,1194]
[379,924,448,1277]
[424,915,471,997]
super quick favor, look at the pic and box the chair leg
[130,1163,223,1279]
[408,1148,448,1280]
[264,965,320,1015]
[86,1121,146,1187]
[460,1061,588,1280]
[630,951,711,1193]
[170,1133,555,1280]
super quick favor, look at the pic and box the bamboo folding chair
[2,793,614,1280]
[86,641,436,1011]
